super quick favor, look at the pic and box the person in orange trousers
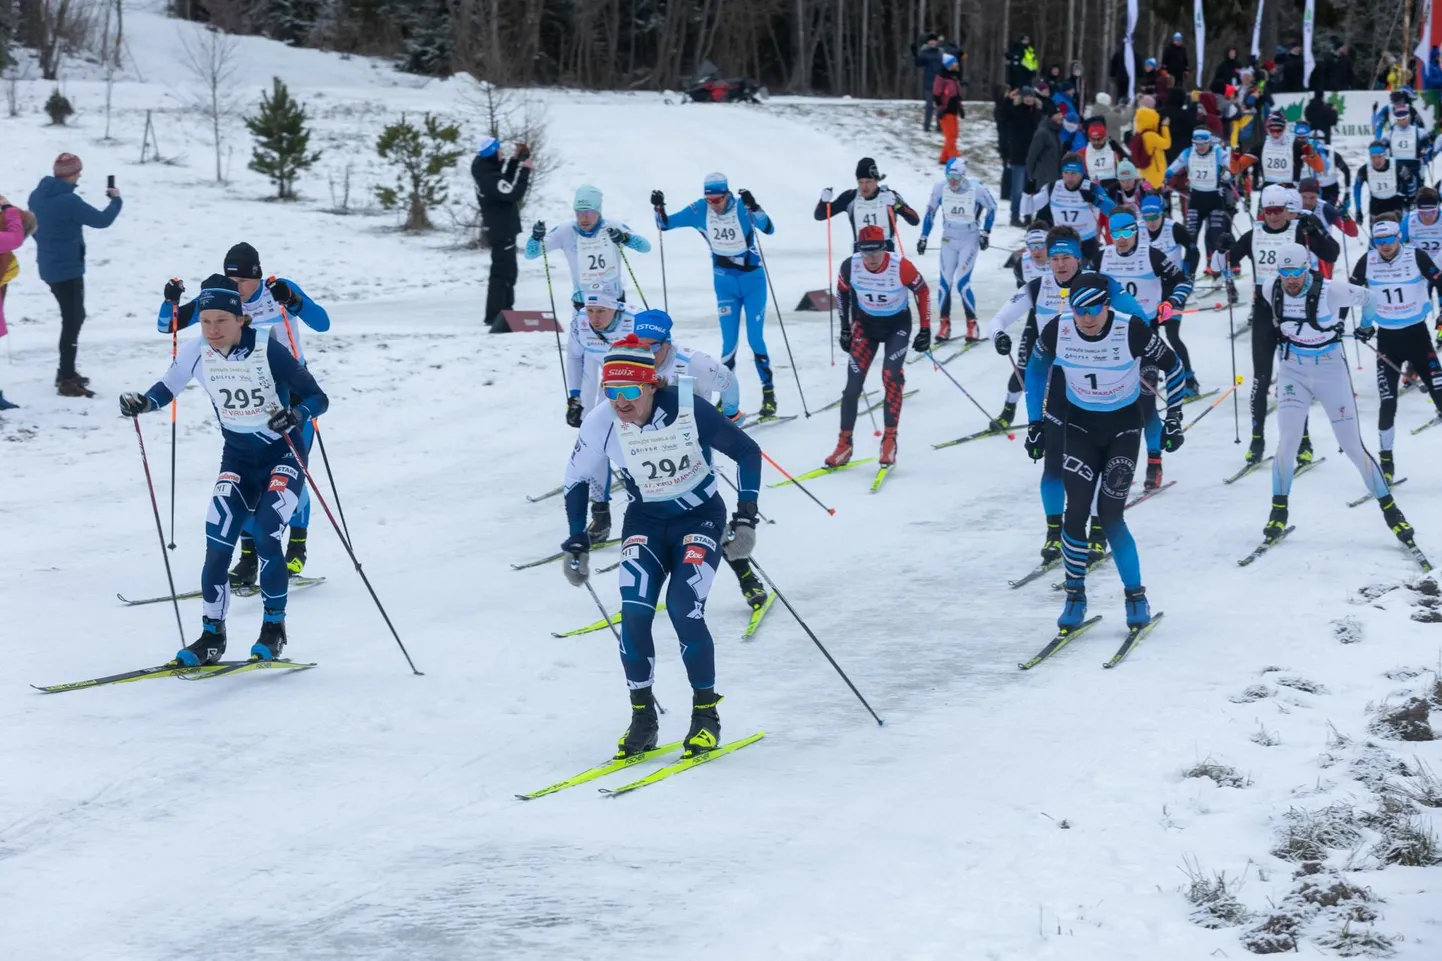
[934,52,965,165]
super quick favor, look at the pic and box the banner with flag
[1194,0,1205,83]
[1251,0,1265,61]
[1125,0,1138,101]
[1302,0,1315,87]
[1416,0,1440,84]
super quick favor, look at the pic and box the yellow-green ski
[600,731,766,796]
[552,604,667,638]
[178,658,318,680]
[768,459,877,488]
[516,741,684,800]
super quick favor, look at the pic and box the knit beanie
[223,242,262,279]
[194,274,244,316]
[53,153,83,178]
[600,334,657,385]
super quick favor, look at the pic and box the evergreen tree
[244,77,322,200]
[373,112,463,231]
[264,0,319,47]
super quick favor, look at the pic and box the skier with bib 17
[122,275,329,666]
[560,335,763,760]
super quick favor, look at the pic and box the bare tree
[177,23,241,183]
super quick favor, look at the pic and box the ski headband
[1048,238,1083,258]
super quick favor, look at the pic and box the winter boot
[879,427,898,466]
[587,501,612,543]
[615,686,660,759]
[175,617,226,667]
[1296,429,1314,466]
[229,537,259,590]
[825,430,854,468]
[1379,496,1417,547]
[936,317,952,342]
[1380,449,1395,483]
[1087,516,1107,566]
[735,564,768,610]
[683,689,723,758]
[284,526,307,576]
[54,370,90,388]
[1144,454,1164,492]
[1244,431,1265,465]
[1124,586,1152,628]
[990,400,1017,432]
[1058,580,1088,631]
[760,386,778,418]
[56,374,94,398]
[1263,496,1289,543]
[1040,514,1062,563]
[251,611,288,660]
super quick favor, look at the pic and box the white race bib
[1055,311,1141,411]
[941,187,976,226]
[1252,225,1297,288]
[1049,182,1099,239]
[201,333,281,434]
[1188,151,1218,190]
[1406,211,1442,252]
[705,205,747,256]
[1391,127,1418,161]
[1086,145,1118,182]
[616,377,708,502]
[848,253,909,316]
[576,229,619,287]
[853,193,892,235]
[1261,139,1294,183]
[1367,249,1431,327]
[1099,246,1162,315]
[1368,163,1398,200]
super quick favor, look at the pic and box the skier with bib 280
[122,274,328,666]
[525,184,650,309]
[560,335,763,760]
[918,156,997,342]
[652,175,779,415]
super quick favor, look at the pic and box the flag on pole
[1416,0,1439,81]
[1250,0,1265,62]
[1194,0,1206,84]
[1125,0,1138,101]
[1302,0,1315,87]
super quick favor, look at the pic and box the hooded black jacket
[472,153,530,238]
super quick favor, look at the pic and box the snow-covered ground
[1,5,1440,959]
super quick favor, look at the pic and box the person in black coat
[913,34,944,132]
[998,87,1042,225]
[1304,89,1339,144]
[1110,44,1132,101]
[472,136,532,333]
[1211,47,1241,90]
[1161,32,1189,86]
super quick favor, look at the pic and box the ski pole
[568,559,667,715]
[1225,286,1242,444]
[1183,375,1245,432]
[748,557,883,727]
[825,201,835,366]
[166,290,179,550]
[886,205,908,257]
[131,417,186,648]
[1340,231,1364,371]
[861,389,882,437]
[282,433,423,676]
[760,450,836,516]
[276,303,351,544]
[717,468,774,524]
[655,209,669,312]
[617,245,650,310]
[1355,335,1406,375]
[924,349,1013,437]
[754,233,813,416]
[538,237,571,399]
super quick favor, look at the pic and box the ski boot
[1040,514,1062,564]
[1380,450,1395,484]
[736,565,768,611]
[0,391,18,411]
[251,612,287,660]
[1244,431,1265,465]
[936,317,952,342]
[990,400,1017,432]
[1182,374,1201,399]
[1058,580,1088,631]
[284,526,307,576]
[229,537,259,590]
[175,617,226,667]
[1263,496,1289,543]
[683,689,723,758]
[1379,496,1417,547]
[1087,516,1107,567]
[1296,430,1314,467]
[879,427,898,466]
[824,430,854,468]
[587,501,611,543]
[1124,586,1152,628]
[760,386,778,418]
[1144,454,1164,492]
[615,686,660,759]
[964,316,980,342]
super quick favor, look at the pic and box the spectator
[1330,43,1355,90]
[0,194,34,410]
[933,52,965,166]
[1423,48,1442,120]
[1162,88,1195,164]
[1025,99,1065,220]
[1130,103,1172,189]
[1304,88,1339,144]
[1212,47,1242,90]
[998,86,1042,226]
[1162,32,1189,86]
[1195,89,1224,138]
[1280,44,1305,92]
[1006,34,1037,90]
[1091,91,1134,145]
[473,136,532,334]
[1140,58,1159,96]
[27,152,120,397]
[1110,42,1132,101]
[912,33,944,132]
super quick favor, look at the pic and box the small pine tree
[265,0,319,47]
[244,77,321,200]
[45,88,74,125]
[374,112,464,231]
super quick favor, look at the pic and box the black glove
[723,501,758,561]
[515,143,531,162]
[994,331,1013,356]
[531,221,546,241]
[738,188,759,211]
[1162,411,1186,452]
[912,327,932,353]
[1354,324,1376,343]
[1024,420,1045,461]
[566,396,583,427]
[571,291,585,311]
[839,324,853,353]
[163,278,184,302]
[119,392,151,417]
[650,189,665,208]
[916,236,928,255]
[267,407,303,433]
[606,226,631,245]
[561,533,590,587]
[265,278,303,312]
[979,231,991,251]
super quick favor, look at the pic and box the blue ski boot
[1058,580,1087,631]
[251,611,287,660]
[1124,586,1152,628]
[175,617,226,666]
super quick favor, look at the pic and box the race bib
[941,188,975,226]
[705,205,747,257]
[577,229,619,286]
[201,334,281,434]
[1189,153,1217,189]
[616,377,708,502]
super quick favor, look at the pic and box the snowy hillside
[2,5,1441,960]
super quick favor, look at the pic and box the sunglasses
[1026,242,1048,251]
[1419,206,1439,215]
[603,384,645,401]
[1112,225,1139,239]
[1276,266,1309,278]
[1371,235,1399,246]
[1143,212,1164,221]
[1071,300,1107,316]
[1262,206,1288,215]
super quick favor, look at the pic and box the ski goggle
[1111,225,1139,239]
[1261,206,1288,216]
[603,384,646,401]
[1026,239,1048,251]
[1276,265,1309,278]
[1071,300,1107,316]
[1372,234,1400,247]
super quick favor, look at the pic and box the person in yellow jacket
[1131,105,1173,189]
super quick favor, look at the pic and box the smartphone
[107,175,115,189]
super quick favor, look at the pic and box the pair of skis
[116,576,327,607]
[552,594,776,640]
[516,732,766,799]
[33,658,317,694]
[1017,613,1166,670]
[1237,524,1431,572]
[1224,455,1326,486]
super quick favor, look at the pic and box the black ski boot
[175,617,226,667]
[990,400,1017,432]
[1040,514,1062,563]
[615,686,660,759]
[760,386,778,418]
[684,689,723,758]
[230,536,259,590]
[1144,453,1163,491]
[587,501,611,543]
[1380,450,1395,483]
[1263,496,1289,543]
[1244,431,1265,465]
[1087,515,1107,566]
[734,561,768,610]
[251,613,287,660]
[285,526,307,576]
[1379,496,1416,547]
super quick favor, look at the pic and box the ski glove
[819,187,834,204]
[119,392,152,417]
[916,236,928,255]
[649,190,665,207]
[839,324,853,353]
[1156,301,1176,323]
[723,502,759,562]
[267,407,303,433]
[738,189,759,211]
[566,396,584,428]
[979,231,990,251]
[1354,325,1376,343]
[1435,325,1442,349]
[561,534,590,587]
[164,278,184,303]
[879,189,896,208]
[531,221,546,241]
[606,226,631,246]
[1024,420,1045,461]
[912,327,932,353]
[265,278,303,312]
[1162,411,1186,452]
[994,331,1013,356]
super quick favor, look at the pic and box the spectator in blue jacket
[27,152,121,397]
[913,33,944,133]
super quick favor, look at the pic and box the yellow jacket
[1133,106,1172,188]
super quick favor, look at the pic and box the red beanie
[53,153,83,178]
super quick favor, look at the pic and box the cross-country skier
[525,184,651,309]
[1353,141,1411,226]
[1402,187,1442,313]
[994,227,1050,427]
[1240,112,1323,193]
[1034,152,1116,262]
[1139,193,1199,280]
[1259,243,1421,553]
[918,156,996,342]
[1164,129,1232,274]
[653,175,779,415]
[123,275,328,665]
[560,335,763,760]
[159,242,330,585]
[1348,219,1442,481]
[1081,117,1129,196]
[814,156,921,253]
[1306,130,1351,207]
[1381,102,1432,193]
[825,224,931,468]
[1112,160,1156,210]
[1028,273,1186,632]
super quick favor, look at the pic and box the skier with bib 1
[561,335,763,760]
[653,175,778,415]
[122,275,328,666]
[918,157,997,342]
[526,184,651,309]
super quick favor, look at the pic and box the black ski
[1018,615,1104,670]
[1126,480,1175,508]
[1008,556,1062,589]
[1347,477,1407,508]
[511,539,621,571]
[1237,525,1295,566]
[1223,456,1273,485]
[1103,612,1166,668]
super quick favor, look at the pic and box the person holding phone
[27,152,122,396]
[472,136,532,333]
